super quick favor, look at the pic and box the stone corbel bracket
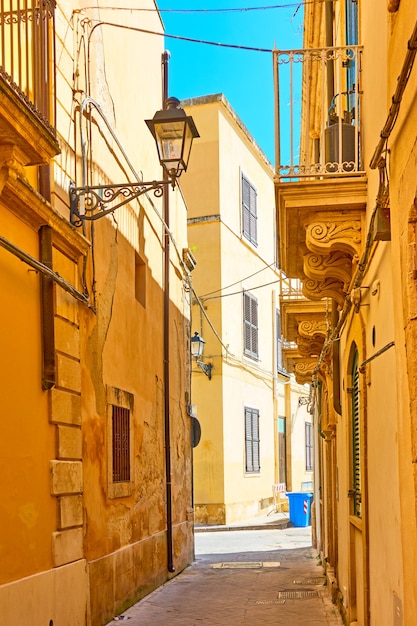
[276,178,367,305]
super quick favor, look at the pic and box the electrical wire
[200,261,276,298]
[192,286,230,354]
[87,21,274,53]
[79,2,320,15]
[202,278,280,301]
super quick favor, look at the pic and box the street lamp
[69,97,199,226]
[191,331,213,380]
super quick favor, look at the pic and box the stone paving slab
[106,543,344,626]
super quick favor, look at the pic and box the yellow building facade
[0,2,195,624]
[275,1,417,624]
[180,94,313,525]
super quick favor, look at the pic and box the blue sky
[156,1,304,165]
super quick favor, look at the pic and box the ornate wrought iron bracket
[69,179,172,226]
[196,359,213,380]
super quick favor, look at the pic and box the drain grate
[293,577,325,585]
[211,561,280,569]
[278,590,319,600]
[212,562,262,569]
[255,600,286,605]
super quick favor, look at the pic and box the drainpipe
[162,51,175,574]
[39,225,56,391]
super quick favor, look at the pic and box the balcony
[274,46,367,385]
[0,1,59,171]
[274,45,367,307]
[273,45,364,180]
[280,284,329,384]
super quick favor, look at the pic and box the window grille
[244,292,259,359]
[242,174,257,245]
[112,405,130,482]
[245,407,260,473]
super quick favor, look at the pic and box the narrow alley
[106,515,343,626]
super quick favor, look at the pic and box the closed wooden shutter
[345,0,358,112]
[276,309,284,371]
[245,407,260,473]
[244,293,259,358]
[242,175,257,245]
[352,351,361,517]
[305,422,313,471]
[278,416,287,484]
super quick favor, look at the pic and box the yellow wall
[183,96,306,524]
[0,210,56,581]
[281,2,417,625]
[0,2,195,624]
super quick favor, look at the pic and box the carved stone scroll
[306,220,362,259]
[304,250,353,286]
[302,277,346,307]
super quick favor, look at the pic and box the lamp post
[69,97,199,226]
[191,331,213,380]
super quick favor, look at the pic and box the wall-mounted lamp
[191,331,213,380]
[69,97,199,226]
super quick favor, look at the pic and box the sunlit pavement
[106,518,343,626]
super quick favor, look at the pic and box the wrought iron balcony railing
[0,0,56,134]
[274,45,364,180]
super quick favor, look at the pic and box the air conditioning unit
[324,114,356,173]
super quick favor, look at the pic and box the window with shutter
[241,174,257,245]
[276,309,284,372]
[278,416,287,484]
[351,350,361,517]
[305,422,313,471]
[245,407,260,473]
[243,293,259,359]
[345,0,358,112]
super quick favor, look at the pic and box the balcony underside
[281,297,329,384]
[0,72,59,169]
[275,177,367,306]
[282,347,318,385]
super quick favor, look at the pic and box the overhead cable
[80,2,319,15]
[88,21,274,52]
[200,261,276,298]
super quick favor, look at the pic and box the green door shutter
[352,350,361,517]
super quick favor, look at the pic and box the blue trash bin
[286,492,313,527]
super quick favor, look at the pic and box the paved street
[106,516,343,625]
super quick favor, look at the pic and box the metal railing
[274,45,364,180]
[0,0,55,132]
[280,277,304,300]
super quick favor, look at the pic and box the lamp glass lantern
[146,97,200,180]
[191,331,205,358]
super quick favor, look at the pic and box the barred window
[112,405,130,482]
